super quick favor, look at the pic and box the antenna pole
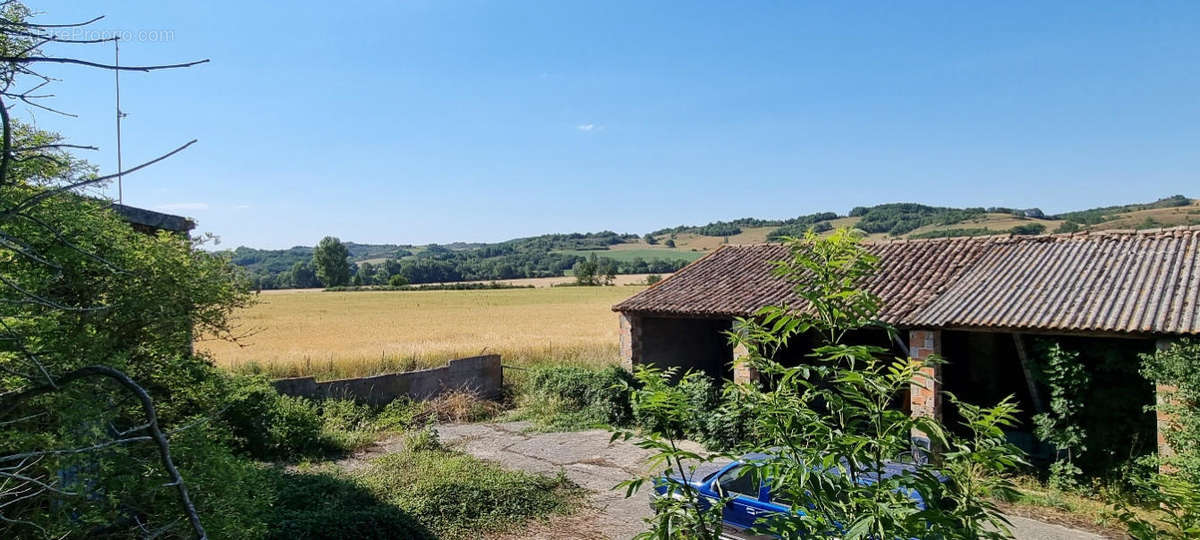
[115,37,124,204]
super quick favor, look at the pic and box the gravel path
[353,421,1113,539]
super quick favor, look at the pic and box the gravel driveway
[357,421,1113,539]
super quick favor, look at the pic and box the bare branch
[12,143,97,152]
[0,15,104,29]
[2,139,198,217]
[0,56,210,72]
[3,27,116,44]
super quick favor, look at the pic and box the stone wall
[272,355,503,406]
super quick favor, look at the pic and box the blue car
[651,452,938,539]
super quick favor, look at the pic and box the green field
[552,248,704,263]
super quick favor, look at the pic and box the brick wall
[619,312,641,371]
[909,329,943,440]
[272,355,503,406]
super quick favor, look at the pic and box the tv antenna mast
[114,37,127,204]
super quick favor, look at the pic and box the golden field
[198,286,643,380]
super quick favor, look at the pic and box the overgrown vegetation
[1141,340,1200,482]
[1033,343,1090,490]
[614,229,1028,539]
[510,365,635,430]
[355,434,580,537]
[264,427,579,539]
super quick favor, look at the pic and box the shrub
[522,365,635,429]
[222,375,409,461]
[1115,474,1200,539]
[404,425,444,453]
[631,370,719,440]
[222,375,326,460]
[373,396,429,431]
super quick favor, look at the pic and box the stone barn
[614,227,1200,463]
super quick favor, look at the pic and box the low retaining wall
[272,355,503,406]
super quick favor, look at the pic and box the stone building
[614,227,1200,461]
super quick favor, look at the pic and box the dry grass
[423,390,506,423]
[199,287,640,379]
[999,475,1155,536]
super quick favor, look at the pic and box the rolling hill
[227,195,1199,289]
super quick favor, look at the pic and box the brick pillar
[1155,338,1177,470]
[909,329,943,440]
[732,342,758,384]
[619,312,642,372]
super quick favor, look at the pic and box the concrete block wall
[272,354,503,406]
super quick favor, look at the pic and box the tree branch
[1,365,207,539]
[0,56,210,72]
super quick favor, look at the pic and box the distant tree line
[1052,194,1191,226]
[651,212,839,238]
[233,232,687,290]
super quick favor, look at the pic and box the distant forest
[227,195,1194,289]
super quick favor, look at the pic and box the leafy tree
[312,236,351,287]
[644,233,658,245]
[354,261,377,286]
[1009,223,1046,235]
[573,254,599,285]
[616,229,1025,539]
[287,260,320,288]
[664,239,676,248]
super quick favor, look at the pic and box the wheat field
[199,286,644,380]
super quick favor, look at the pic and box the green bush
[221,375,414,461]
[522,365,635,429]
[222,375,327,460]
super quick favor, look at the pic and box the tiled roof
[613,227,1200,336]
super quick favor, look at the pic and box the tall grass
[225,343,619,381]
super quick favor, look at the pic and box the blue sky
[23,1,1200,249]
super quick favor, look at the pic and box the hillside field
[199,286,642,380]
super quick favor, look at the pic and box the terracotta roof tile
[612,227,1200,336]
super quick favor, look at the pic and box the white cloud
[576,123,602,132]
[155,202,209,212]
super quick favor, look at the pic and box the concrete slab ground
[351,422,1114,539]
